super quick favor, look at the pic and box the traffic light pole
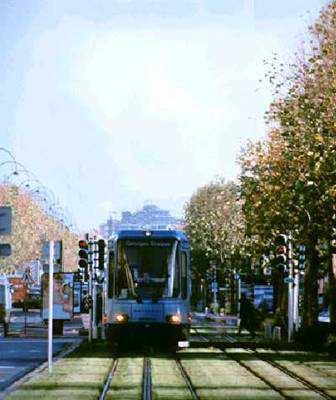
[293,270,300,330]
[287,235,294,342]
[48,241,54,373]
[92,239,98,340]
[88,239,93,343]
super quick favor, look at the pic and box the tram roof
[112,229,188,242]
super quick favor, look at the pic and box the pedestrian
[238,293,256,338]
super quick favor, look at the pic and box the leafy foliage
[184,179,245,273]
[239,1,336,325]
[0,184,78,274]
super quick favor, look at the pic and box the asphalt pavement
[0,309,84,395]
[0,337,79,393]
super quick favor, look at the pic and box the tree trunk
[303,231,319,326]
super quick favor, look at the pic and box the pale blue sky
[0,0,330,230]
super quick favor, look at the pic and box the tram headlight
[114,313,129,323]
[166,314,181,324]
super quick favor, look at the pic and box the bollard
[273,326,281,341]
[264,323,272,339]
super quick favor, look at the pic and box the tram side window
[108,251,114,298]
[181,252,188,299]
[173,250,179,298]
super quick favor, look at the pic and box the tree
[239,1,336,325]
[185,179,246,310]
[0,184,78,274]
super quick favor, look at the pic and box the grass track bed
[256,349,336,398]
[105,357,143,399]
[151,358,193,400]
[226,348,324,399]
[179,348,282,399]
[6,343,112,400]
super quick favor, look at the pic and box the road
[0,309,83,395]
[0,337,79,393]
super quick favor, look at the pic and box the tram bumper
[105,322,190,348]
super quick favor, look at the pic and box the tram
[104,229,191,351]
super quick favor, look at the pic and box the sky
[0,0,330,231]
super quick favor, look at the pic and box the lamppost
[0,147,77,232]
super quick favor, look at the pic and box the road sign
[0,207,12,235]
[0,243,11,256]
[284,277,294,284]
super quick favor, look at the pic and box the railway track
[99,354,200,400]
[175,357,200,400]
[252,350,335,400]
[99,358,119,400]
[193,326,334,399]
[142,357,151,400]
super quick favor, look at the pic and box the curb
[0,338,84,400]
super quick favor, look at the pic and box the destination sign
[125,240,171,247]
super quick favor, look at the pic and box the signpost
[0,206,12,235]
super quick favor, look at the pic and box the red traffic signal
[78,240,89,280]
[79,240,88,249]
[275,236,287,271]
[276,245,286,254]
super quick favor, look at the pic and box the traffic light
[275,234,287,246]
[275,234,287,273]
[78,239,89,281]
[97,239,106,270]
[297,244,306,271]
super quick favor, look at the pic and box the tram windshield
[116,239,179,300]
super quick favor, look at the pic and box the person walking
[238,293,256,338]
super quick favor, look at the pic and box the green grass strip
[6,341,113,400]
[179,348,282,399]
[151,358,193,400]
[105,357,143,400]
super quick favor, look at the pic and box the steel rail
[99,358,118,400]
[222,349,289,400]
[175,358,200,400]
[252,350,334,400]
[194,323,332,399]
[142,357,151,400]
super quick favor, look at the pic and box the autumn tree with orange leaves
[0,185,78,274]
[240,1,336,326]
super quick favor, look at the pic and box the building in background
[99,204,183,238]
